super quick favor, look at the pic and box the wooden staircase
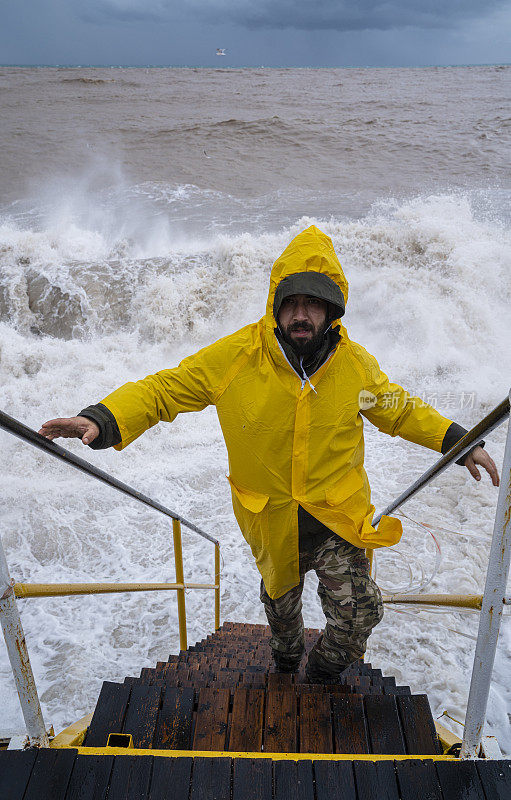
[84,622,440,756]
[1,622,510,799]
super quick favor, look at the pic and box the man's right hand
[38,416,100,446]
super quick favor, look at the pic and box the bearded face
[277,294,329,356]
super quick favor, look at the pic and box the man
[39,226,499,682]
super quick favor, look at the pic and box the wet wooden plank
[107,754,152,800]
[171,668,191,687]
[332,694,369,754]
[153,687,194,750]
[243,672,266,687]
[218,669,242,684]
[0,750,37,800]
[352,676,370,694]
[395,759,443,800]
[65,754,114,800]
[148,757,193,800]
[394,685,412,696]
[326,684,352,696]
[264,688,297,753]
[353,760,400,800]
[476,760,511,800]
[192,688,230,751]
[314,760,356,800]
[84,682,131,746]
[228,688,264,752]
[190,756,231,800]
[382,677,396,694]
[24,749,77,800]
[364,695,406,754]
[274,760,314,800]
[122,684,162,748]
[299,691,332,754]
[268,673,293,688]
[397,695,442,755]
[232,758,272,800]
[435,761,486,800]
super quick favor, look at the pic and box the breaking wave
[0,187,509,402]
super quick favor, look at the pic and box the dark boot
[272,650,303,673]
[305,639,347,684]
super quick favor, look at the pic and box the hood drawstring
[296,323,332,393]
[299,356,317,393]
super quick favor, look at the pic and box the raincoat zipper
[275,339,335,393]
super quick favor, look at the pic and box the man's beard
[281,322,328,356]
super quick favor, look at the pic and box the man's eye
[308,298,320,305]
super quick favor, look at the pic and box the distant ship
[216,48,226,56]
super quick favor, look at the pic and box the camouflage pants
[260,515,384,676]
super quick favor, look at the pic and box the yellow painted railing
[13,519,221,652]
[0,410,222,669]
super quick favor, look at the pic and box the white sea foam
[0,190,510,752]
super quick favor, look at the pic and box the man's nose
[293,302,309,320]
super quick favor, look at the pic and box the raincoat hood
[267,226,349,333]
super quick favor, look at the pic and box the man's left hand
[464,446,500,486]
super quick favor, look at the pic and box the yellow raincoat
[100,226,454,599]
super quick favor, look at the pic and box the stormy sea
[0,65,510,751]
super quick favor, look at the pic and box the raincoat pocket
[226,475,270,562]
[226,476,269,513]
[325,468,364,507]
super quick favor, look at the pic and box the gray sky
[1,0,510,66]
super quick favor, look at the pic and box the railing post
[0,535,49,747]
[214,544,220,631]
[172,518,187,651]
[460,389,511,759]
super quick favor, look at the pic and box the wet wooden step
[84,682,440,755]
[228,688,265,752]
[1,750,510,799]
[192,688,230,751]
[65,753,114,800]
[264,687,298,753]
[83,681,131,747]
[0,750,38,800]
[153,688,195,750]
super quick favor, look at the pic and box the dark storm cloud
[199,0,507,32]
[1,0,509,66]
[87,0,508,31]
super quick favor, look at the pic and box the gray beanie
[273,271,345,322]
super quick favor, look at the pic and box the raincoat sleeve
[98,340,232,451]
[356,346,452,452]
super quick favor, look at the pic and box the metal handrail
[373,396,510,525]
[371,391,511,760]
[13,581,218,598]
[0,409,222,747]
[0,410,219,545]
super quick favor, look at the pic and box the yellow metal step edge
[50,718,461,760]
[434,720,462,753]
[50,714,93,748]
[51,745,457,762]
